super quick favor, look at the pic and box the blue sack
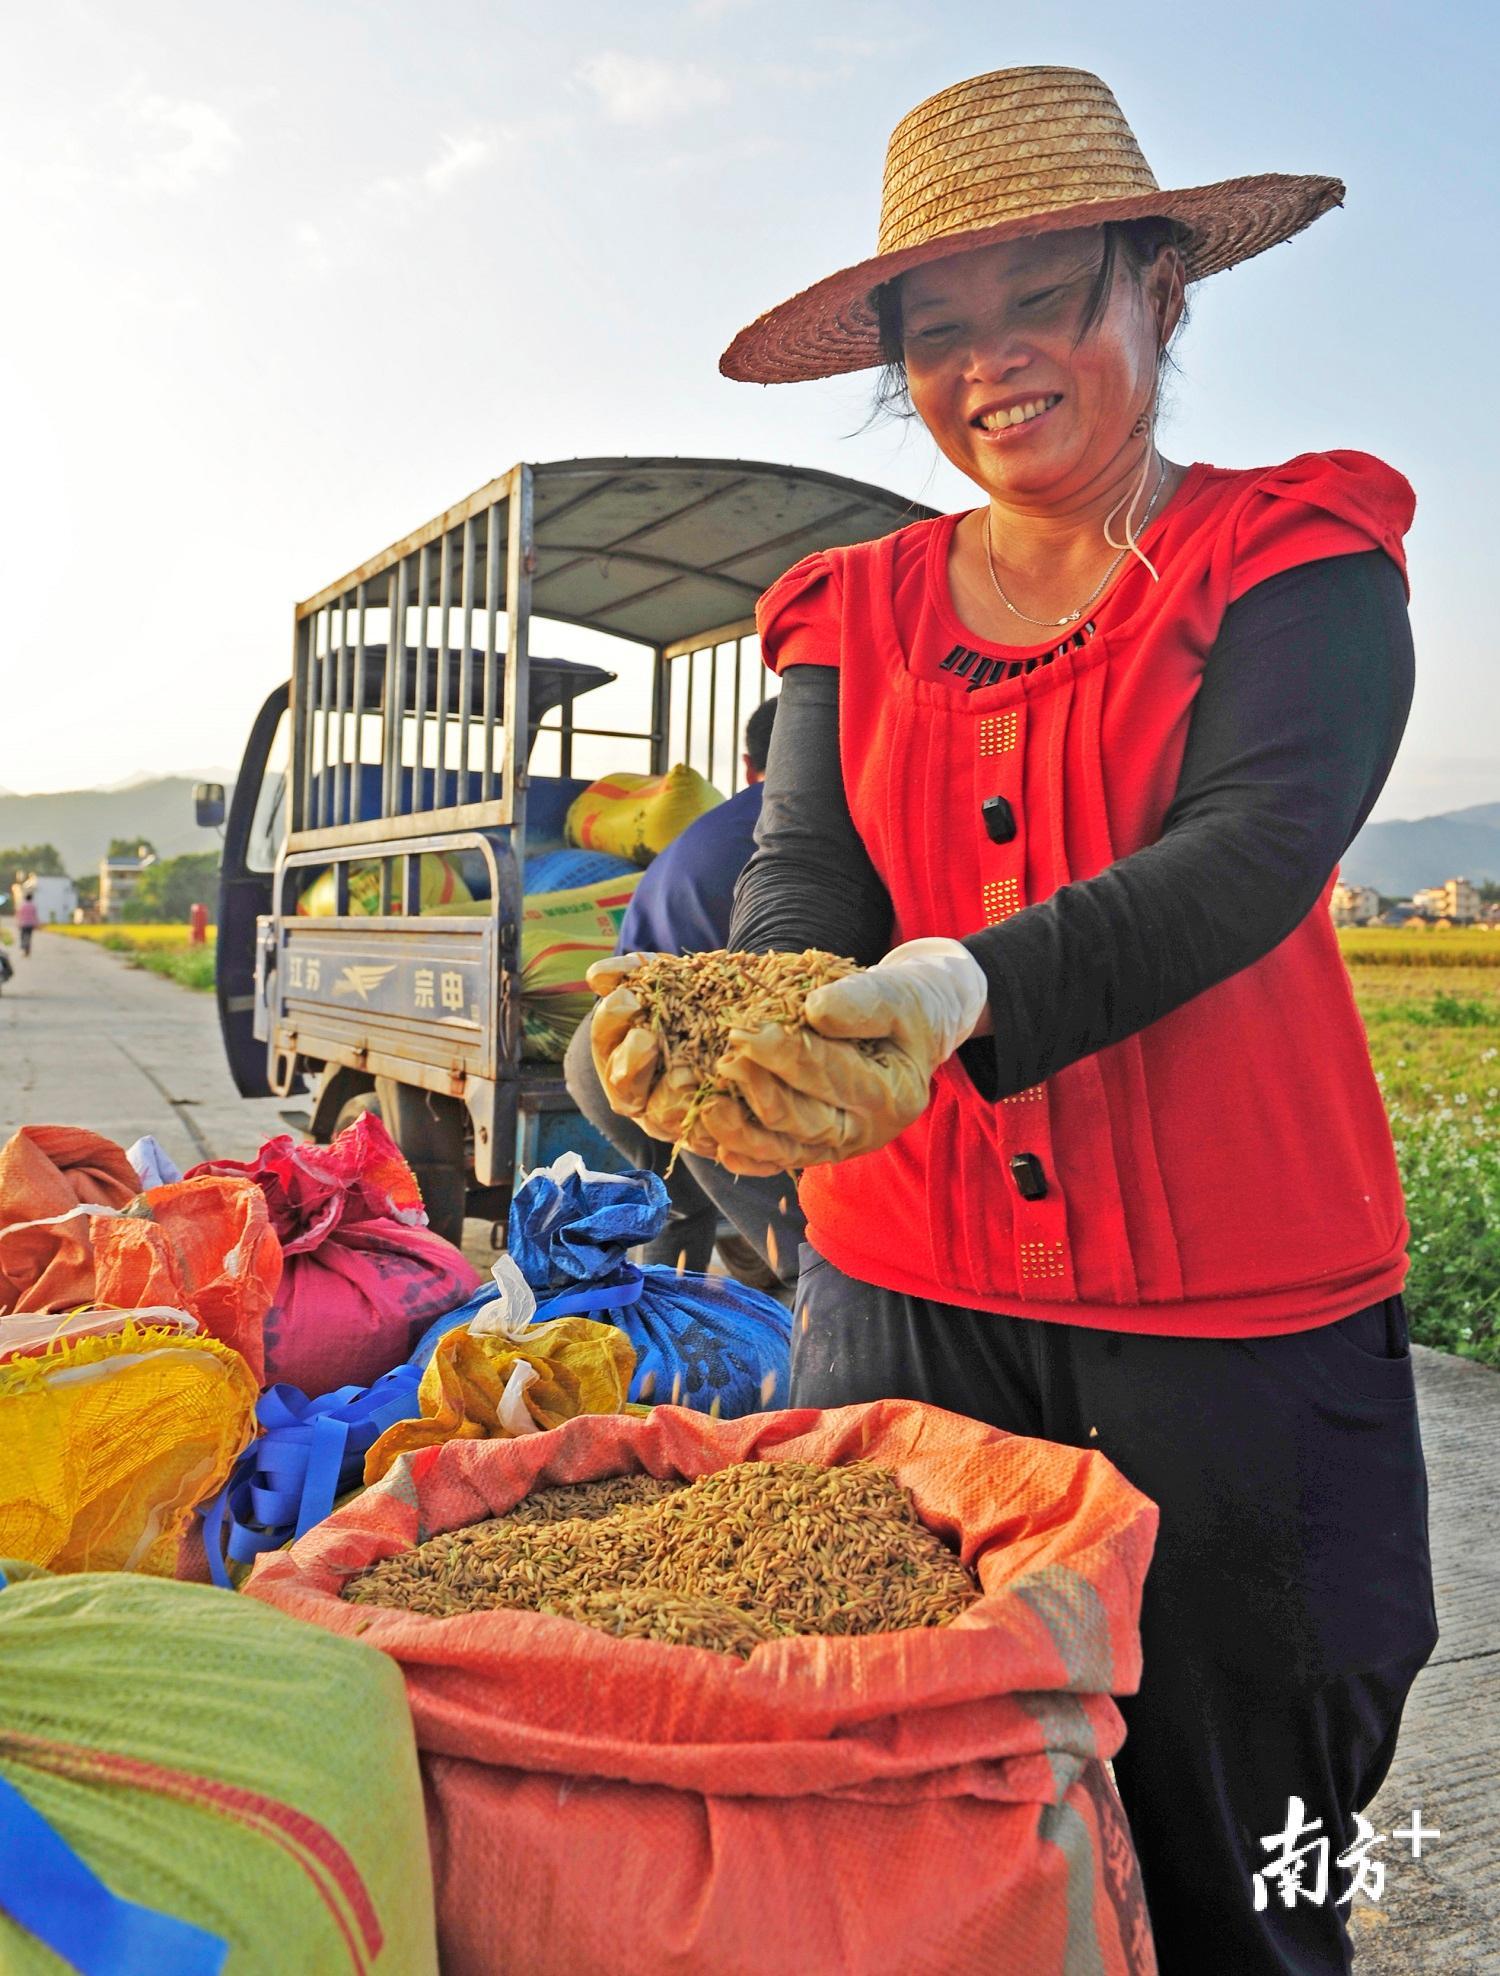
[613,1267,790,1415]
[504,1155,791,1419]
[523,848,637,893]
[508,1157,670,1287]
[407,1284,502,1370]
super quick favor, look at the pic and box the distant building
[10,875,77,925]
[1411,877,1479,923]
[1330,882,1380,926]
[99,850,155,922]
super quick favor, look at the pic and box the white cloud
[637,132,782,179]
[294,220,333,277]
[577,52,728,127]
[810,31,928,60]
[121,82,240,196]
[368,128,500,217]
[421,131,498,194]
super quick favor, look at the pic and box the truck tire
[330,1087,381,1137]
[373,1078,469,1251]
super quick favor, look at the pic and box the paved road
[1352,1345,1500,1973]
[2,930,1496,1969]
[0,930,287,1166]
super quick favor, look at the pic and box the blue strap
[532,1264,644,1323]
[0,1771,228,1975]
[198,1362,424,1589]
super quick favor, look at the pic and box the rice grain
[342,1461,976,1657]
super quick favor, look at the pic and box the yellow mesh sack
[364,1315,639,1482]
[0,1323,257,1575]
[564,765,723,866]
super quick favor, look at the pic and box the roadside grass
[1342,939,1500,1365]
[45,923,217,993]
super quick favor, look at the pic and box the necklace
[983,458,1167,629]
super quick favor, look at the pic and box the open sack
[248,1399,1160,1976]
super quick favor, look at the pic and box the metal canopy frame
[287,456,933,855]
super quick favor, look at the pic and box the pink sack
[191,1113,480,1397]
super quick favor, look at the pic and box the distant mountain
[1443,801,1500,832]
[1343,803,1500,896]
[6,776,1495,899]
[0,778,232,878]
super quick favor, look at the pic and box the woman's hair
[868,217,1191,423]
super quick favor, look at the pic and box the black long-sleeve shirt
[729,550,1413,1100]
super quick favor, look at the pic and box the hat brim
[720,173,1344,384]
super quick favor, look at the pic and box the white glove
[803,937,989,1060]
[708,936,990,1173]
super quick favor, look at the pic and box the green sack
[0,1573,438,1974]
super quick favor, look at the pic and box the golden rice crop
[1339,927,1500,968]
[342,1460,978,1655]
[625,947,858,1048]
[48,924,216,951]
[621,948,883,1156]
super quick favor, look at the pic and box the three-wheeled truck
[206,457,929,1245]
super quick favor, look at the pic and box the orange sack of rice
[247,1399,1159,1976]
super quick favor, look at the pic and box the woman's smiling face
[898,227,1180,507]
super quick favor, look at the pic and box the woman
[15,891,38,959]
[596,67,1436,1974]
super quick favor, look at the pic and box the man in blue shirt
[564,699,804,1289]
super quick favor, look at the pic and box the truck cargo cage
[223,456,932,1219]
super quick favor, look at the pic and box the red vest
[759,452,1414,1337]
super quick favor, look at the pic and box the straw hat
[720,67,1343,384]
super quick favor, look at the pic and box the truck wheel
[374,1078,469,1251]
[331,1088,382,1136]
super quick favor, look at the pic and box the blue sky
[2,0,1494,819]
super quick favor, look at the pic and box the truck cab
[213,456,929,1243]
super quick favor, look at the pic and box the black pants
[792,1245,1438,1976]
[563,1012,805,1287]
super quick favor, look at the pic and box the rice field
[43,922,217,992]
[1340,930,1500,1364]
[1339,926,1500,968]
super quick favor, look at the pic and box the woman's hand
[586,941,989,1175]
[712,938,990,1171]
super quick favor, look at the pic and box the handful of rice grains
[342,1461,979,1657]
[591,947,884,1164]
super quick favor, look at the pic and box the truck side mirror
[194,782,226,828]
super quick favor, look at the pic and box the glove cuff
[880,937,990,1058]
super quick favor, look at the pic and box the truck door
[218,684,289,1097]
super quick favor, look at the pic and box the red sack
[192,1113,480,1397]
[0,1134,276,1384]
[0,1126,139,1313]
[248,1401,1160,1976]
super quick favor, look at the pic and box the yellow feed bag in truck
[520,874,642,1061]
[297,853,474,918]
[564,766,722,866]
